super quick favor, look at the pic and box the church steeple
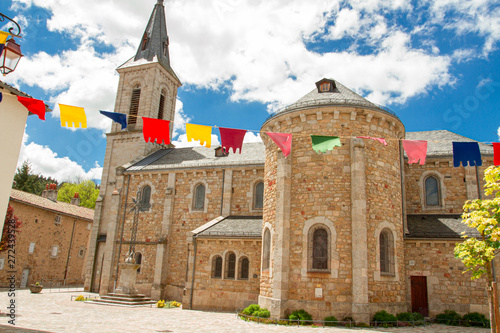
[134,0,173,74]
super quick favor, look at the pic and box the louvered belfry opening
[158,93,165,119]
[128,88,141,125]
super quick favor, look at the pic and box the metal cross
[124,189,150,263]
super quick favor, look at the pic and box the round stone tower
[258,78,406,323]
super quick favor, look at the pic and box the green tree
[13,161,58,195]
[57,180,99,209]
[455,165,500,333]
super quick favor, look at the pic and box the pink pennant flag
[402,140,428,165]
[142,117,170,145]
[219,127,246,154]
[17,96,46,120]
[266,132,292,157]
[357,136,387,146]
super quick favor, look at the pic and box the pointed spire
[134,0,172,71]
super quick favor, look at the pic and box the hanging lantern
[0,38,23,75]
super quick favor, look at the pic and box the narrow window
[312,228,328,270]
[140,185,151,211]
[253,181,264,209]
[239,257,249,280]
[380,229,394,275]
[226,252,236,279]
[135,252,142,273]
[54,215,61,225]
[51,246,59,257]
[29,242,36,254]
[212,256,222,278]
[158,93,165,120]
[128,88,141,125]
[141,32,148,50]
[425,176,440,206]
[262,228,271,270]
[193,184,205,210]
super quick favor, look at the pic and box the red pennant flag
[142,117,170,145]
[402,140,427,165]
[17,96,46,120]
[219,127,246,154]
[266,132,292,157]
[492,143,500,166]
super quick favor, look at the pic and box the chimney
[42,183,58,202]
[71,192,81,206]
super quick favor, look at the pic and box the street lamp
[0,12,23,75]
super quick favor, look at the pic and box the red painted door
[411,276,429,317]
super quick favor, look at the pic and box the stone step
[106,293,149,299]
[89,299,157,307]
[100,295,154,302]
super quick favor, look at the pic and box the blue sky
[2,0,500,183]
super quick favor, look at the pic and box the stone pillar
[271,152,292,318]
[115,263,140,295]
[151,173,175,300]
[350,138,369,323]
[465,166,479,200]
[222,170,233,216]
[84,197,103,291]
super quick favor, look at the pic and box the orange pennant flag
[59,104,87,128]
[186,123,212,148]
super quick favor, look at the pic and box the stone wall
[405,239,489,316]
[0,201,92,287]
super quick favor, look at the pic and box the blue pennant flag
[453,142,482,167]
[0,92,2,103]
[100,110,127,130]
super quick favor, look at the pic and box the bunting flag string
[219,127,247,154]
[186,123,212,148]
[142,117,171,145]
[17,96,46,121]
[0,31,10,55]
[311,135,341,153]
[59,104,87,128]
[266,132,292,157]
[493,143,500,166]
[453,142,482,167]
[100,110,127,130]
[357,136,387,146]
[402,140,427,165]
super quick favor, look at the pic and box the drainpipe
[64,219,77,281]
[114,174,131,290]
[189,234,198,310]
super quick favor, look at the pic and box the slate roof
[0,80,52,116]
[10,189,94,221]
[406,130,493,158]
[125,143,265,172]
[192,216,262,238]
[406,214,479,239]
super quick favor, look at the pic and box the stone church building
[84,0,494,322]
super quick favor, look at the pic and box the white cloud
[17,128,103,182]
[497,126,500,141]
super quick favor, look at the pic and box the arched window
[128,88,141,125]
[212,255,222,278]
[262,228,271,271]
[226,252,236,279]
[193,184,205,210]
[425,176,440,206]
[312,228,328,270]
[239,257,249,280]
[135,252,142,273]
[253,181,264,209]
[141,32,148,50]
[140,186,151,211]
[158,92,165,120]
[380,229,395,276]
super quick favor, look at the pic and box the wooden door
[411,276,429,316]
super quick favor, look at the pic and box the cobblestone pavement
[0,290,492,333]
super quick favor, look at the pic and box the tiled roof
[405,130,493,157]
[193,216,262,238]
[406,214,479,239]
[0,80,52,115]
[125,143,265,172]
[10,189,94,221]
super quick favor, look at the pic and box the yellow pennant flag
[59,104,87,128]
[186,123,212,148]
[0,31,10,44]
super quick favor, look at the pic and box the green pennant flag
[311,135,341,153]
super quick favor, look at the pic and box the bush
[462,312,490,328]
[242,304,260,316]
[397,312,424,322]
[372,310,397,323]
[435,310,462,326]
[323,315,338,327]
[342,316,355,326]
[289,309,313,325]
[254,309,271,318]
